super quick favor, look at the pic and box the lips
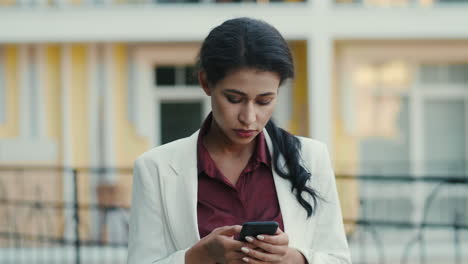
[234,129,256,138]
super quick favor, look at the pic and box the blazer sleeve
[295,143,352,264]
[127,156,187,264]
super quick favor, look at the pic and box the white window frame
[340,43,468,225]
[132,43,204,147]
[154,65,211,146]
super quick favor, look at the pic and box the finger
[244,237,287,255]
[274,227,284,235]
[240,246,282,263]
[216,225,243,237]
[217,235,253,253]
[226,250,247,261]
[241,256,268,264]
[255,232,288,246]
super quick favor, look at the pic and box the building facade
[0,0,467,263]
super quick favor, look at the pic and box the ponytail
[265,120,321,218]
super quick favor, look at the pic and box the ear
[198,71,212,96]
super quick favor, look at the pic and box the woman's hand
[186,225,251,264]
[239,229,307,264]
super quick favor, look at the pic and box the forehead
[215,68,280,95]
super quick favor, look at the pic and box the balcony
[336,0,468,7]
[0,0,305,8]
[0,166,467,264]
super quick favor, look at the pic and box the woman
[127,17,351,264]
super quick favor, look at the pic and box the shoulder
[294,136,334,190]
[295,136,328,160]
[134,133,196,167]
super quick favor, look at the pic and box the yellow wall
[43,45,66,236]
[333,44,360,176]
[0,0,16,6]
[288,41,358,234]
[70,45,89,168]
[69,44,91,237]
[45,45,63,163]
[289,41,309,137]
[333,43,361,234]
[112,44,150,168]
[0,45,19,138]
[112,44,150,207]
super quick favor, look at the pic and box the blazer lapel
[160,131,200,250]
[263,130,306,248]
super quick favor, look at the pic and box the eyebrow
[224,89,276,97]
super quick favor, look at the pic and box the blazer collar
[162,131,200,249]
[162,128,304,250]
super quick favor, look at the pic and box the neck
[203,118,256,158]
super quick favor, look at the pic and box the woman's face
[200,68,280,146]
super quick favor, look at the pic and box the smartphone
[238,221,279,242]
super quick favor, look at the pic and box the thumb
[216,225,242,237]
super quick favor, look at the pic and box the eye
[226,95,242,104]
[257,99,273,106]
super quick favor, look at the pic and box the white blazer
[127,129,351,264]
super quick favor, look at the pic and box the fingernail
[241,247,250,254]
[257,235,265,240]
[245,236,254,242]
[242,257,249,262]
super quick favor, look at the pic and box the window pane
[361,196,413,222]
[426,192,468,224]
[359,97,410,176]
[424,100,466,176]
[160,102,202,144]
[155,66,176,86]
[420,63,468,85]
[184,65,198,86]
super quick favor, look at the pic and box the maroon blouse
[197,114,284,238]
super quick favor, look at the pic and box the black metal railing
[0,166,467,264]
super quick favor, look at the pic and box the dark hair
[196,17,321,218]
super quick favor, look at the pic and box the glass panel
[184,65,199,86]
[448,64,468,83]
[160,102,203,144]
[359,97,410,176]
[361,196,413,222]
[155,66,176,86]
[420,63,468,85]
[424,100,466,176]
[426,191,468,225]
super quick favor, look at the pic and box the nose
[238,101,256,126]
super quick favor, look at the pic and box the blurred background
[0,0,468,263]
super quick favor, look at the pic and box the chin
[230,133,257,145]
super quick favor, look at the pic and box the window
[160,102,203,144]
[153,64,209,145]
[154,65,199,87]
[342,59,468,227]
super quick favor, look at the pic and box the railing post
[454,212,462,264]
[72,168,81,264]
